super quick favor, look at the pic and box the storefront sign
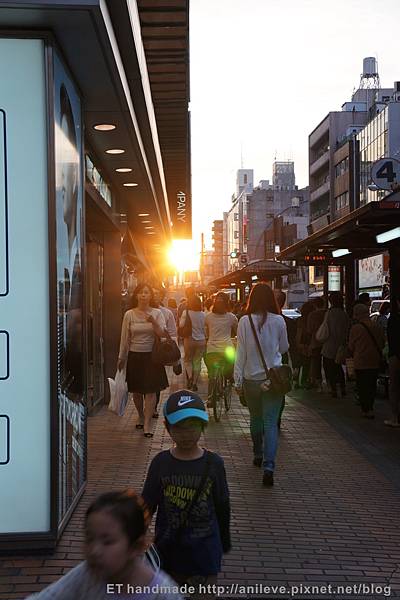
[359,254,384,289]
[0,110,7,296]
[0,38,51,533]
[54,49,86,522]
[328,266,341,291]
[172,189,192,239]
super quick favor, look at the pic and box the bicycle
[209,357,232,422]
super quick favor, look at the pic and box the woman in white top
[179,295,206,391]
[205,292,238,401]
[234,283,289,487]
[118,284,168,437]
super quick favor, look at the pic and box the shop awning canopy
[278,195,400,265]
[207,259,294,289]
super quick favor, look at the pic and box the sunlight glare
[168,239,199,272]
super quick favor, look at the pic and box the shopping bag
[108,370,128,416]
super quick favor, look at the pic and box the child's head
[84,490,150,581]
[163,389,208,448]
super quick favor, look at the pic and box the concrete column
[344,259,356,314]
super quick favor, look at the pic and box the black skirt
[126,351,169,394]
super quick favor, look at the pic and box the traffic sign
[371,158,400,190]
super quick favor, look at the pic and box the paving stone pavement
[1,368,400,599]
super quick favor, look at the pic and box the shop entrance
[86,239,104,411]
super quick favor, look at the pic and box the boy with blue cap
[142,390,231,590]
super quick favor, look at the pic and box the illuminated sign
[172,189,192,239]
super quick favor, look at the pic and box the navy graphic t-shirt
[142,449,230,576]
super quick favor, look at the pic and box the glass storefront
[357,107,388,205]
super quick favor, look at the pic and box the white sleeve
[166,309,177,339]
[156,309,167,331]
[279,317,289,355]
[234,317,247,386]
[118,310,131,361]
[179,310,187,328]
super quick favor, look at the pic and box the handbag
[152,330,181,366]
[248,315,293,395]
[178,309,192,338]
[156,452,212,561]
[335,344,350,365]
[315,311,329,343]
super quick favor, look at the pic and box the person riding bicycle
[205,292,238,405]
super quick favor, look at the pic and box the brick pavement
[1,369,400,599]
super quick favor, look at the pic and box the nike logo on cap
[177,396,194,407]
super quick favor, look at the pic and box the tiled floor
[1,369,400,599]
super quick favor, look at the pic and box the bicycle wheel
[213,371,224,422]
[224,378,232,412]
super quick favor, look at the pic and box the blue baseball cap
[163,389,209,425]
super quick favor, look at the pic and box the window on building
[234,231,239,239]
[334,156,349,178]
[335,191,349,212]
[244,174,248,184]
[234,213,239,221]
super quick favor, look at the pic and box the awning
[207,259,294,288]
[278,195,400,265]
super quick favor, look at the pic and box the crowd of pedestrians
[28,282,400,599]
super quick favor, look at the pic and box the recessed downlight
[145,226,154,229]
[116,168,133,173]
[141,220,151,223]
[123,182,138,187]
[94,123,116,131]
[106,148,125,155]
[146,231,155,235]
[138,213,150,217]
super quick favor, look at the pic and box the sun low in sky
[167,239,200,273]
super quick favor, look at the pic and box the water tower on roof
[359,57,380,89]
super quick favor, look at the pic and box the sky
[189,0,400,250]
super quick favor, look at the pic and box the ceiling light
[94,124,116,131]
[251,275,258,281]
[123,182,138,187]
[332,248,351,258]
[145,226,154,229]
[240,280,246,284]
[376,227,400,244]
[141,220,151,223]
[138,213,149,217]
[106,148,125,154]
[116,168,132,173]
[147,232,155,235]
[230,283,236,286]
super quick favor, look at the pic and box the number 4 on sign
[376,161,397,183]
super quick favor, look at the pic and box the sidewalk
[1,369,400,599]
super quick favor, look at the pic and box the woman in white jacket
[234,283,289,487]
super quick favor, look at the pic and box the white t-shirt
[118,308,166,357]
[205,312,238,354]
[179,309,206,341]
[159,306,177,340]
[234,313,289,384]
[26,561,183,599]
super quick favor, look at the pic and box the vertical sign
[0,39,50,533]
[172,189,192,239]
[328,266,341,291]
[53,50,86,524]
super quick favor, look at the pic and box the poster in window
[54,50,86,524]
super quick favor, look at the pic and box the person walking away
[295,301,316,389]
[205,292,238,405]
[26,490,182,599]
[384,296,400,427]
[234,283,289,487]
[307,297,326,391]
[118,284,168,437]
[375,302,390,338]
[167,297,178,323]
[204,297,213,314]
[142,390,231,596]
[348,303,385,418]
[321,292,350,398]
[179,295,206,391]
[153,288,181,417]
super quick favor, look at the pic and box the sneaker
[253,457,262,467]
[262,471,274,487]
[384,419,400,427]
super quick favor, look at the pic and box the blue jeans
[243,379,284,473]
